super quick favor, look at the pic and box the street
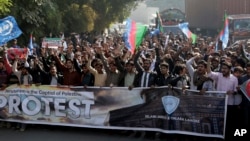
[0,123,225,141]
[0,124,156,141]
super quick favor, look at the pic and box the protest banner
[41,38,62,49]
[0,85,227,139]
[7,48,28,60]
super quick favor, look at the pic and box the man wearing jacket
[133,49,157,87]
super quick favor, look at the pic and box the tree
[62,3,97,34]
[42,1,63,36]
[2,0,141,45]
[90,0,138,31]
[0,0,12,16]
[8,0,57,44]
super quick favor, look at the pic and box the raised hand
[34,57,39,65]
[14,55,20,61]
[85,46,92,55]
[95,47,102,55]
[52,49,58,56]
[207,55,213,63]
[102,43,109,52]
[112,46,122,57]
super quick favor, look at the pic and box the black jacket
[36,64,63,85]
[133,51,157,87]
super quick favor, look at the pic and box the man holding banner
[0,52,12,90]
[207,57,239,140]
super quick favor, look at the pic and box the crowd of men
[0,31,249,140]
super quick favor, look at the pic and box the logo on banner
[162,96,180,115]
[0,16,22,46]
[0,20,13,36]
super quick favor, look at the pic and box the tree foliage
[0,0,12,15]
[63,3,97,33]
[1,0,140,44]
[91,0,138,30]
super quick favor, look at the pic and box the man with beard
[77,63,94,87]
[12,56,33,131]
[28,56,42,84]
[115,58,136,87]
[37,64,63,85]
[12,58,33,85]
[211,57,220,72]
[207,59,238,102]
[133,48,156,87]
[85,53,107,87]
[207,58,238,141]
[96,47,120,87]
[0,55,12,89]
[52,50,81,86]
[186,54,208,90]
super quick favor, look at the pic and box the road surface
[0,123,225,141]
[0,124,158,141]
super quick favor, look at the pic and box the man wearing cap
[207,58,238,141]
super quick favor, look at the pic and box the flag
[60,32,67,51]
[164,35,169,50]
[156,12,163,33]
[123,19,147,54]
[28,34,33,55]
[7,48,28,60]
[216,12,229,51]
[0,16,22,46]
[240,80,250,102]
[151,12,164,36]
[178,22,197,44]
[60,32,64,40]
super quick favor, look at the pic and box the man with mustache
[207,57,238,141]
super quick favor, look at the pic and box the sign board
[42,38,62,49]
